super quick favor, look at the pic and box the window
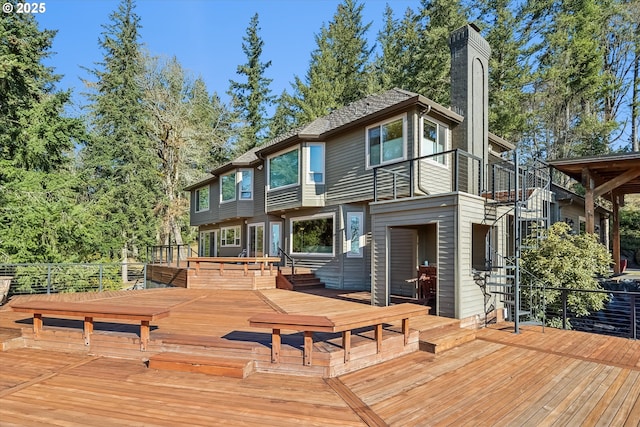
[195,186,209,212]
[367,115,406,167]
[240,169,253,200]
[421,117,448,165]
[221,172,236,202]
[291,214,334,256]
[346,212,364,258]
[220,225,241,247]
[269,222,282,256]
[306,143,325,184]
[268,148,299,190]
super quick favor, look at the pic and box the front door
[247,223,265,257]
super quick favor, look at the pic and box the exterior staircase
[277,267,325,291]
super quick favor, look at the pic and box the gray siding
[417,160,452,195]
[325,112,416,205]
[370,194,457,316]
[266,186,302,212]
[190,181,220,226]
[253,168,266,217]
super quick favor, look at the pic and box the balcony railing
[147,244,195,267]
[373,149,483,202]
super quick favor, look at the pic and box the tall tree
[0,9,87,262]
[81,0,158,263]
[141,54,233,246]
[474,0,530,144]
[290,0,374,124]
[414,0,468,105]
[228,13,274,153]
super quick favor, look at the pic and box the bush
[521,222,612,326]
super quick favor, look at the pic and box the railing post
[409,160,414,197]
[631,294,637,340]
[46,263,51,294]
[562,289,568,330]
[99,264,103,292]
[373,168,378,202]
[168,245,173,267]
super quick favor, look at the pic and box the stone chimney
[449,24,491,162]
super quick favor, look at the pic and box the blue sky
[35,0,419,114]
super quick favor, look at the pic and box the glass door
[247,223,265,257]
[198,230,217,257]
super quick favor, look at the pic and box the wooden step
[419,325,476,354]
[0,327,23,351]
[148,352,254,378]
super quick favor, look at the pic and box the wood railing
[186,257,282,276]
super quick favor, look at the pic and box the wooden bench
[249,303,427,366]
[11,300,170,351]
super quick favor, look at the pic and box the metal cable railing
[0,263,147,302]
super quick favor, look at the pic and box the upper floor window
[306,143,325,184]
[366,115,406,167]
[221,172,236,203]
[220,225,241,247]
[195,186,209,212]
[268,147,299,190]
[421,117,448,165]
[240,169,253,200]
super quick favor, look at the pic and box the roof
[208,88,463,176]
[548,152,640,199]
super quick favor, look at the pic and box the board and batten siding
[370,194,457,317]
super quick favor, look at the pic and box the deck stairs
[278,267,325,291]
[416,317,477,354]
[148,352,254,378]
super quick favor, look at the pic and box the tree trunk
[121,243,128,284]
[633,36,639,152]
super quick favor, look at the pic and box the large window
[240,169,253,199]
[306,143,325,184]
[221,172,236,202]
[291,215,334,255]
[367,115,406,167]
[421,117,448,165]
[195,186,209,212]
[269,148,299,190]
[220,225,241,247]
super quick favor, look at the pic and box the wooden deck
[0,288,639,425]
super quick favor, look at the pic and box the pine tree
[415,0,468,105]
[0,10,88,262]
[228,13,274,153]
[81,0,158,263]
[474,0,530,143]
[290,0,374,124]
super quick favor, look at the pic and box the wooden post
[375,324,383,353]
[342,330,351,362]
[140,320,150,351]
[271,329,281,363]
[582,167,595,234]
[33,313,42,337]
[402,318,410,345]
[612,192,622,274]
[304,331,313,366]
[83,316,94,346]
[244,262,248,276]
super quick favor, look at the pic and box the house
[185,25,608,326]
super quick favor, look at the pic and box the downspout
[417,106,432,195]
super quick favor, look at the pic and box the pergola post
[612,192,623,274]
[582,167,595,234]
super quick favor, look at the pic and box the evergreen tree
[268,90,298,138]
[228,13,274,153]
[0,9,88,262]
[521,0,618,159]
[290,0,374,124]
[81,0,158,262]
[474,0,530,144]
[415,0,468,105]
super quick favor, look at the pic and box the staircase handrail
[277,247,295,284]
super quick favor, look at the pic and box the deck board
[0,288,639,425]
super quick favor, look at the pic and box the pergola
[549,153,640,274]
